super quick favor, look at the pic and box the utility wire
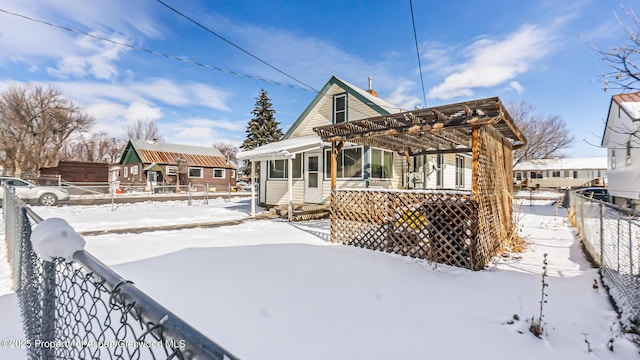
[0,6,408,117]
[409,0,427,108]
[0,8,312,91]
[155,0,320,94]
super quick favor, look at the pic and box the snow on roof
[237,135,328,161]
[514,157,607,171]
[620,102,640,120]
[130,139,224,158]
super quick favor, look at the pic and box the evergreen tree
[241,89,283,174]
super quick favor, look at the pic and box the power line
[155,0,320,94]
[0,8,312,92]
[153,1,408,115]
[0,6,408,118]
[409,0,427,108]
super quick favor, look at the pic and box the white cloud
[184,118,244,131]
[427,25,555,100]
[125,102,163,122]
[384,81,422,110]
[509,81,524,94]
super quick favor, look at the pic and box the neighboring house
[514,157,607,189]
[237,76,473,207]
[601,91,640,209]
[119,140,236,190]
[39,160,109,183]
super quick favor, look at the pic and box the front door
[147,171,158,190]
[304,153,322,203]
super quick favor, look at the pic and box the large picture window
[325,147,363,179]
[188,167,203,178]
[268,154,302,179]
[334,94,347,123]
[371,148,393,179]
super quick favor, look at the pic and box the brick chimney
[366,76,378,97]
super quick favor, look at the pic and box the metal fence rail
[3,187,238,360]
[568,191,640,334]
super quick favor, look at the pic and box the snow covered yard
[0,199,638,359]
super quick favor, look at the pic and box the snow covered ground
[0,198,638,359]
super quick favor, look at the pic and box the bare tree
[126,119,163,141]
[0,84,94,177]
[596,6,640,92]
[60,133,126,163]
[507,101,574,165]
[212,142,239,168]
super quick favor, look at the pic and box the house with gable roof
[118,139,236,190]
[238,76,473,208]
[602,91,640,209]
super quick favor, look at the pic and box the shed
[313,97,526,270]
[39,160,109,183]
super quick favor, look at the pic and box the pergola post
[250,161,256,217]
[471,127,480,200]
[288,157,293,222]
[404,152,411,190]
[330,141,338,192]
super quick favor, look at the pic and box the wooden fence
[330,189,498,270]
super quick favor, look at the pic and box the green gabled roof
[283,76,402,139]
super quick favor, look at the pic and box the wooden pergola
[312,96,527,270]
[313,96,525,196]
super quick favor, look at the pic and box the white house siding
[293,84,391,138]
[265,179,305,206]
[605,101,640,204]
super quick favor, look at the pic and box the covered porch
[312,97,526,270]
[237,135,328,221]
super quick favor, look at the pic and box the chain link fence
[568,191,640,335]
[3,186,238,359]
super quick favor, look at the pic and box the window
[213,168,225,178]
[324,147,363,179]
[573,171,578,179]
[530,171,543,179]
[268,154,302,179]
[371,148,393,179]
[188,167,203,178]
[231,170,236,179]
[435,154,443,188]
[124,167,128,178]
[131,165,138,175]
[627,140,632,165]
[333,94,347,123]
[612,150,617,169]
[552,171,561,178]
[515,172,522,181]
[455,156,465,188]
[166,166,177,176]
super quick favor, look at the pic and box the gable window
[213,168,225,178]
[333,94,347,123]
[371,148,393,179]
[455,155,465,188]
[166,166,177,176]
[325,147,363,179]
[268,154,302,179]
[131,165,138,175]
[188,167,203,178]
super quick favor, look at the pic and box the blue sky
[0,0,636,157]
